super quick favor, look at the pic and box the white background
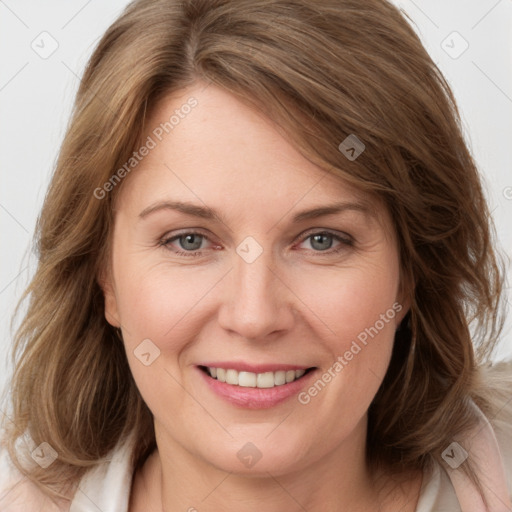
[1,0,511,401]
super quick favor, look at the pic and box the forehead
[115,83,390,232]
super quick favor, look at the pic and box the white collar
[70,435,134,512]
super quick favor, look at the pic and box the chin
[195,434,312,477]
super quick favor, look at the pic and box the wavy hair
[1,0,507,503]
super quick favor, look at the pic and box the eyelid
[161,228,352,245]
[293,227,353,245]
[159,227,354,257]
[160,229,217,249]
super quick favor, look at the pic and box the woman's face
[103,83,407,476]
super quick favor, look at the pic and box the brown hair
[1,0,507,503]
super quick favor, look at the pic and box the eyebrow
[138,199,375,224]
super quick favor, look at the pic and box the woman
[1,0,511,510]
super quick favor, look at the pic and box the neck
[133,416,392,512]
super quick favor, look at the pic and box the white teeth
[206,367,310,388]
[238,371,257,387]
[285,370,296,383]
[257,372,275,388]
[225,369,239,385]
[274,371,286,386]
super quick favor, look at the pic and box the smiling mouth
[199,365,316,388]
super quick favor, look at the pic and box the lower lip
[197,367,317,409]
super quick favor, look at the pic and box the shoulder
[0,481,67,512]
[0,467,69,512]
[1,433,136,512]
[0,450,67,512]
[417,359,512,512]
[481,359,512,487]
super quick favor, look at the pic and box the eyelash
[159,229,354,258]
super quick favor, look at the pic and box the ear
[97,267,121,328]
[394,298,410,327]
[395,263,415,326]
[394,284,412,326]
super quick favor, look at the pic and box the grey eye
[178,233,204,251]
[309,233,334,251]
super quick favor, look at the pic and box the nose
[217,248,295,341]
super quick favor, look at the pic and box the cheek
[291,260,400,410]
[295,259,401,344]
[112,262,207,412]
[112,255,220,375]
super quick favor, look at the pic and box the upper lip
[199,362,315,373]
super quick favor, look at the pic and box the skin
[102,82,422,512]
